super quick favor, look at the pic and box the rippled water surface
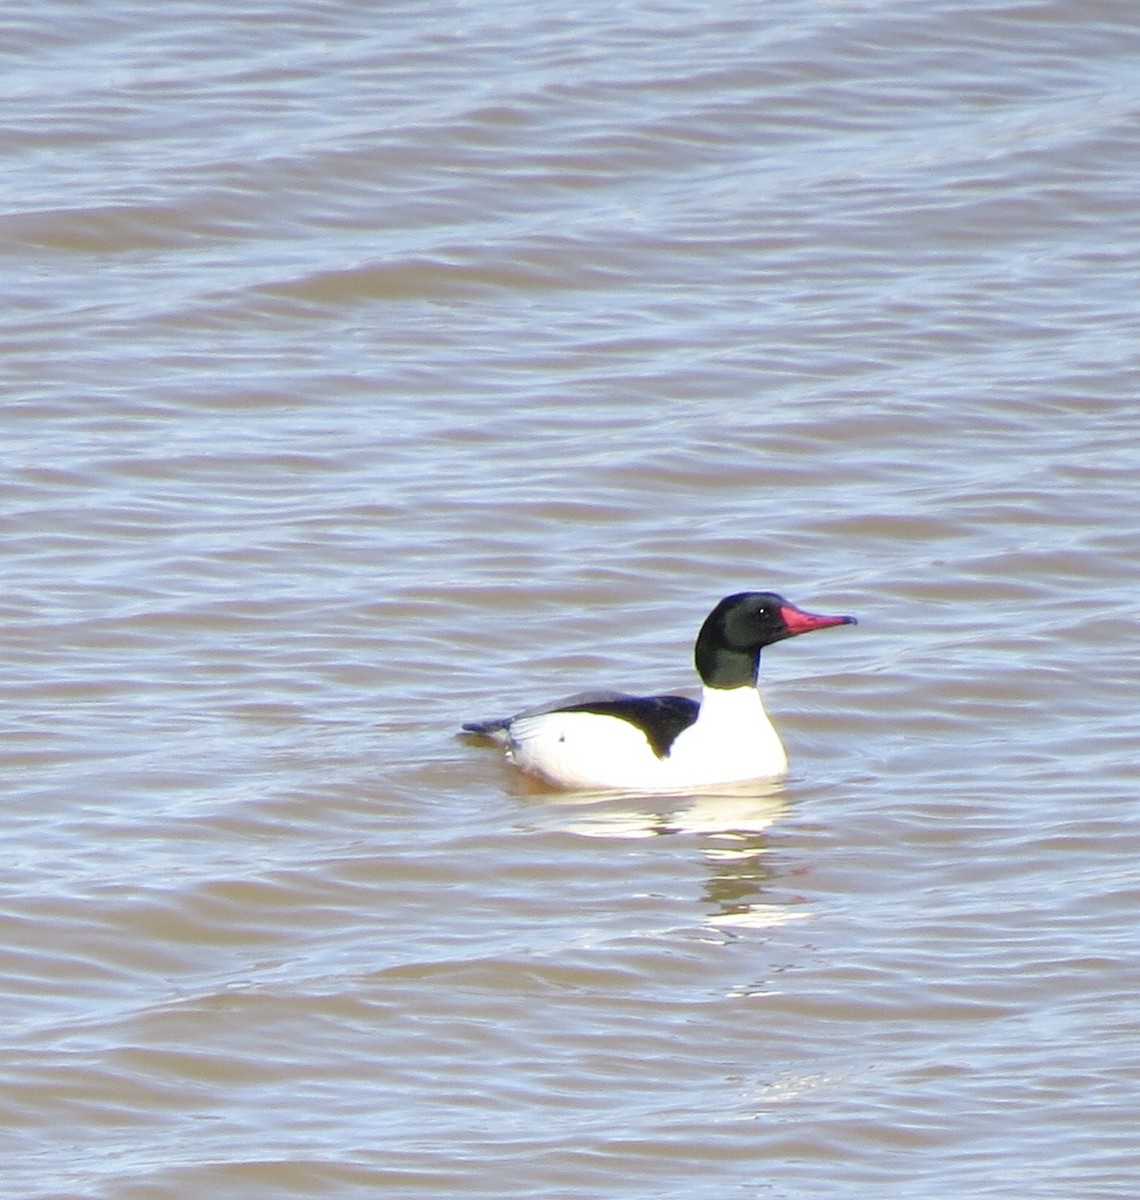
[4,1,1140,1197]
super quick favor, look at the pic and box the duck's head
[695,591,856,688]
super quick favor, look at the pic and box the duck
[461,591,855,791]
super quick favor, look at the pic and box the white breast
[658,686,786,788]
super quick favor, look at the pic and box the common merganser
[461,591,855,791]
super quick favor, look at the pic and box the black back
[560,693,700,758]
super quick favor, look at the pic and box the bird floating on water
[461,591,856,791]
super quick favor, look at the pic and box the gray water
[3,2,1140,1197]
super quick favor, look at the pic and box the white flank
[505,685,787,792]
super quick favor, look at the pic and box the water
[3,1,1139,1196]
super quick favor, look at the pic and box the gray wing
[460,690,636,739]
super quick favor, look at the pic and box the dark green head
[694,592,856,688]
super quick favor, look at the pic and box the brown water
[3,2,1140,1197]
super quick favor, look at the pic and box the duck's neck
[695,643,762,689]
[697,682,765,719]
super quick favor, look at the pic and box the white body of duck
[503,684,786,791]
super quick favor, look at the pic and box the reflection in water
[701,836,777,916]
[523,780,786,839]
[521,784,805,931]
